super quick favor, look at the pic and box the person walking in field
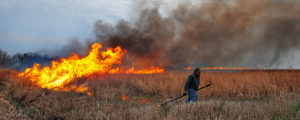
[184,67,201,103]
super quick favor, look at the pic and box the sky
[0,0,134,55]
[1,0,298,68]
[0,0,207,55]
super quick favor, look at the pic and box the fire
[18,43,165,94]
[125,67,164,74]
[183,66,192,70]
[122,94,127,101]
[184,66,252,70]
[200,67,245,70]
[108,66,164,74]
[183,66,265,70]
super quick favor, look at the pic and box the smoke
[91,0,300,68]
[38,38,89,58]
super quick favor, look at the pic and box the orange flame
[125,67,164,74]
[200,67,245,70]
[183,67,265,70]
[108,66,164,74]
[184,66,250,70]
[122,94,127,101]
[183,66,192,70]
[18,43,165,94]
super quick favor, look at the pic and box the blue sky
[0,0,205,55]
[0,0,133,55]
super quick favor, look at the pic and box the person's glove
[182,92,188,96]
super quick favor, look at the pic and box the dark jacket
[184,73,200,91]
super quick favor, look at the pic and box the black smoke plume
[92,0,300,68]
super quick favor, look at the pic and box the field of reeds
[0,69,300,120]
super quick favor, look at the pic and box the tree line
[0,49,54,70]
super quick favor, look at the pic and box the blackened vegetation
[93,0,300,68]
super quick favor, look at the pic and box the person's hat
[194,67,200,73]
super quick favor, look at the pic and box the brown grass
[106,71,300,98]
[1,69,300,119]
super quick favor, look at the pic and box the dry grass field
[0,69,300,119]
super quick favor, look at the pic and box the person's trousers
[185,89,198,103]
